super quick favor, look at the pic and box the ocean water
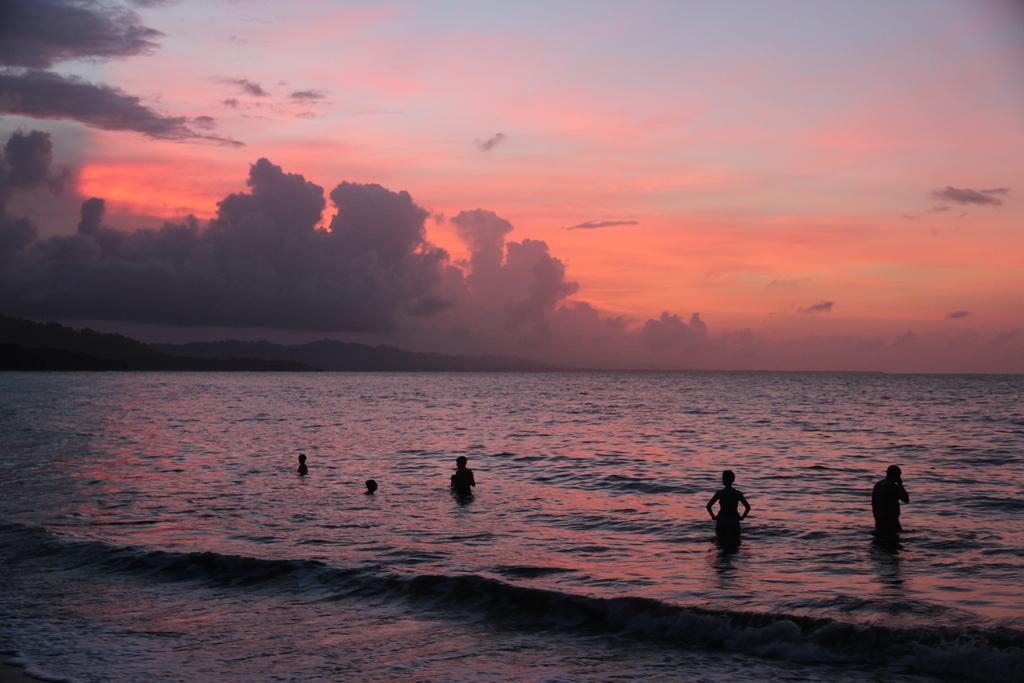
[0,372,1021,682]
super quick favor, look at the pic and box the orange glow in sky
[3,0,1022,370]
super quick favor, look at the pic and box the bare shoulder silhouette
[450,455,476,497]
[706,470,750,542]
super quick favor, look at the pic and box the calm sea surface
[1,372,1021,681]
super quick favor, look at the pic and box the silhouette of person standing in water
[872,465,909,534]
[297,453,308,476]
[450,456,476,497]
[706,470,750,541]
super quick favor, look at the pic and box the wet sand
[0,663,43,683]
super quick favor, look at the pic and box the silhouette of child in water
[706,470,750,540]
[365,479,378,495]
[450,456,476,496]
[297,454,308,476]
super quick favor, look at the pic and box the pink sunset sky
[1,0,1022,371]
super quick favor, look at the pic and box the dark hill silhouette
[0,315,310,371]
[1,343,130,370]
[0,315,556,371]
[156,339,555,371]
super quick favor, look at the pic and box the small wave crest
[1,521,1021,682]
[493,565,577,578]
[2,653,73,683]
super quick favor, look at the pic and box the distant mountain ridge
[0,315,310,371]
[156,339,555,372]
[0,314,554,371]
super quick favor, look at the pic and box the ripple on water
[0,372,1021,634]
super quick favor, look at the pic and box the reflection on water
[870,534,905,593]
[0,370,1021,628]
[711,538,741,591]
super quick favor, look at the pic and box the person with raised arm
[872,465,910,534]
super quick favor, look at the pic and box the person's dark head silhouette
[365,479,378,494]
[873,465,909,534]
[707,469,750,543]
[297,453,308,476]
[451,456,475,496]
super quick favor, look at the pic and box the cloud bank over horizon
[0,129,1019,373]
[0,132,607,346]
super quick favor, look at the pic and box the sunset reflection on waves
[0,372,1022,680]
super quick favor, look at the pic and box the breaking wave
[2,521,1020,682]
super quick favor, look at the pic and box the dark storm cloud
[475,132,507,152]
[0,70,242,145]
[502,239,579,333]
[798,300,834,314]
[0,131,713,364]
[565,219,638,230]
[76,196,104,234]
[931,186,1009,206]
[0,0,161,68]
[0,2,238,144]
[0,130,67,259]
[408,295,452,317]
[945,309,969,319]
[290,89,326,101]
[642,312,708,351]
[452,208,513,289]
[0,212,36,257]
[0,157,452,331]
[225,78,268,97]
[449,208,580,335]
[0,129,68,196]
